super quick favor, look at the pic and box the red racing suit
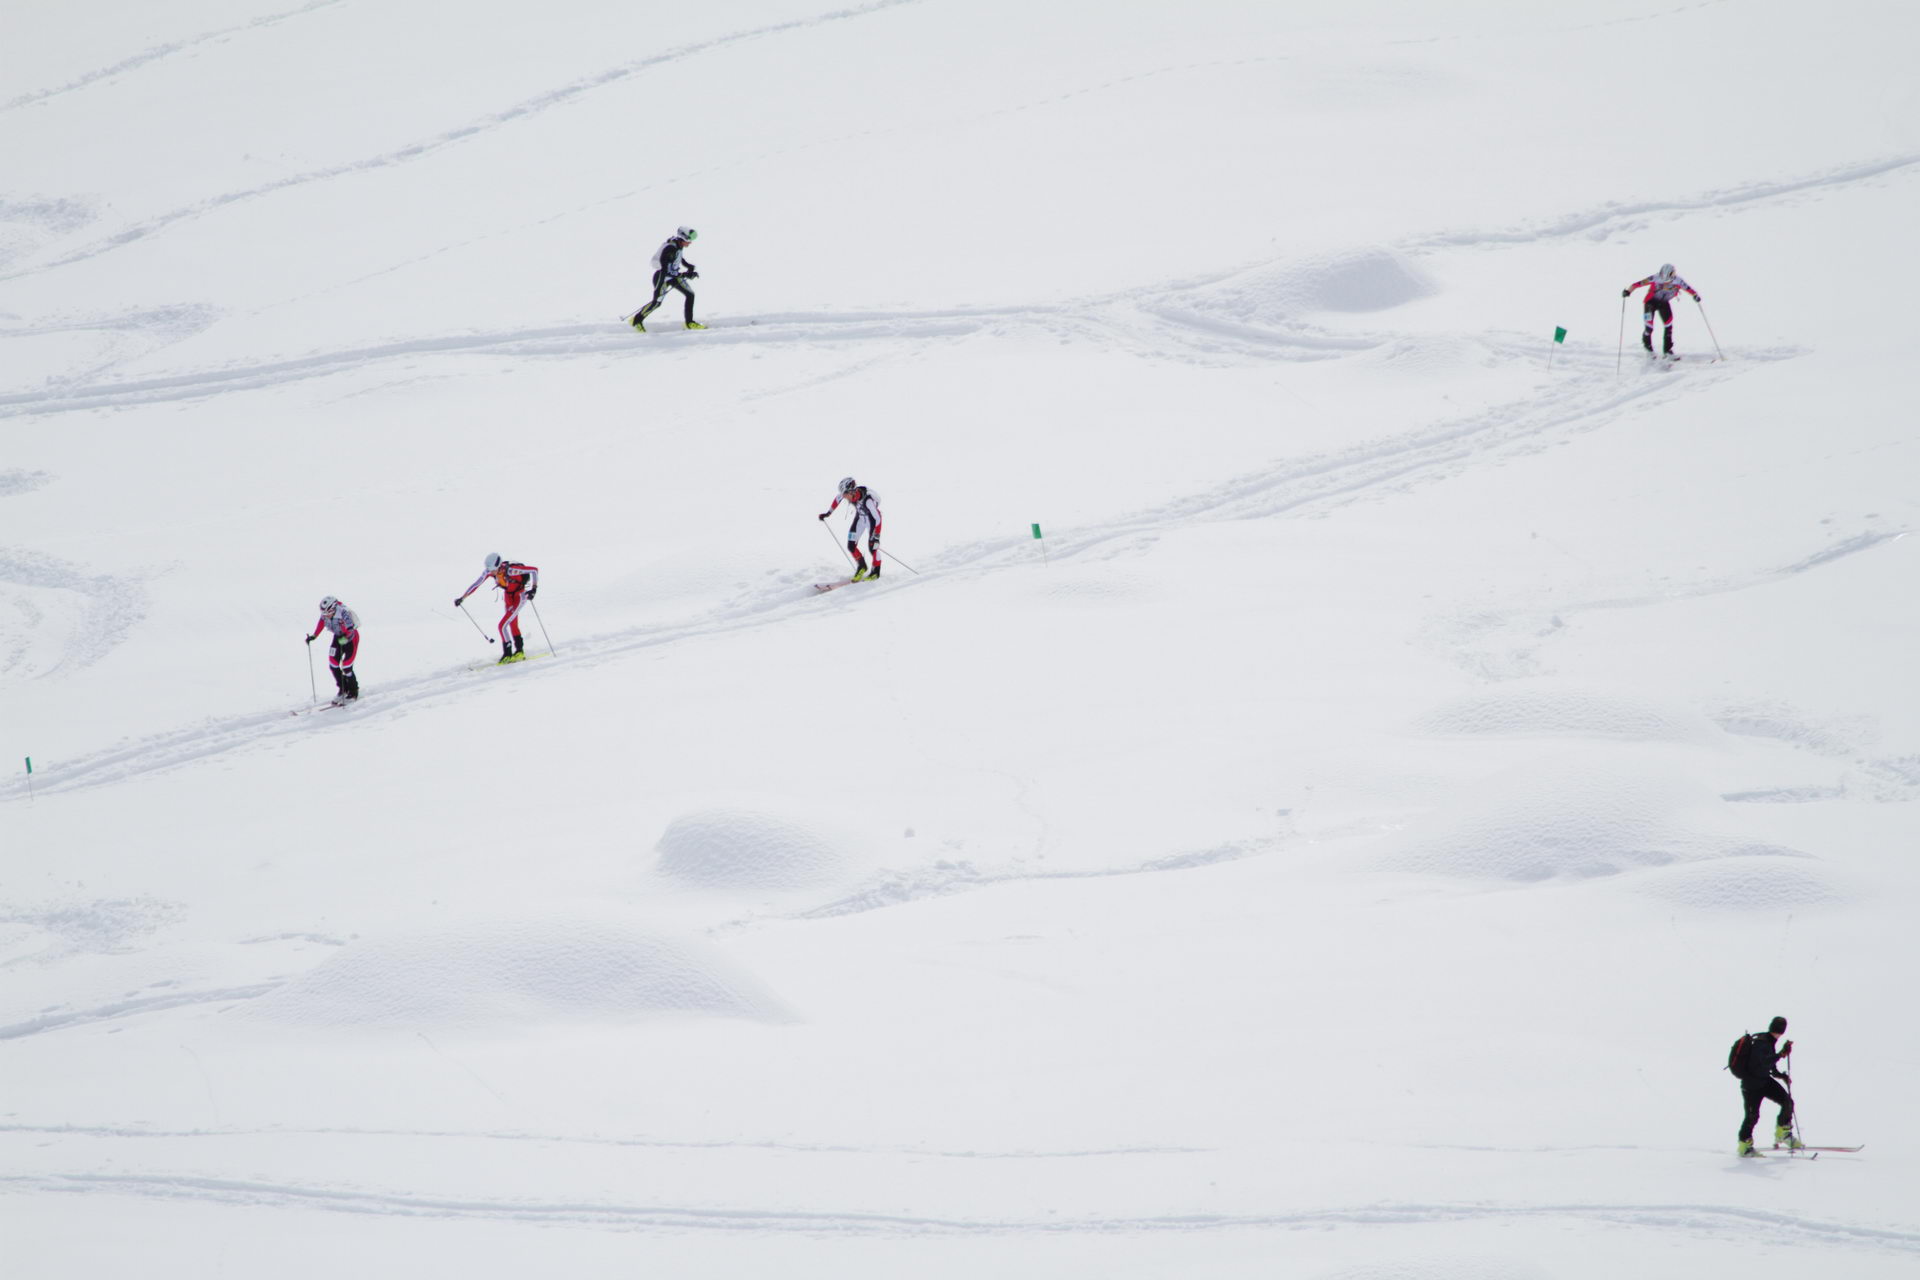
[459,562,540,648]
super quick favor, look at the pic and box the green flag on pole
[1031,523,1042,539]
[1554,326,1567,344]
[23,757,30,774]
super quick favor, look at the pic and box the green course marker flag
[1031,523,1042,539]
[1554,326,1567,344]
[1031,522,1048,566]
[23,756,31,800]
[1548,325,1568,370]
[23,757,30,774]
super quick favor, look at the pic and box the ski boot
[851,565,869,583]
[868,562,881,578]
[629,316,646,333]
[497,649,519,664]
[1775,1125,1804,1150]
[685,320,707,330]
[1738,1139,1760,1157]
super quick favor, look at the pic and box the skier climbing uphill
[1733,1016,1797,1156]
[630,226,705,332]
[455,553,540,663]
[819,476,883,581]
[1623,263,1701,358]
[307,595,361,703]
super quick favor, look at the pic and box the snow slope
[4,1,1919,1275]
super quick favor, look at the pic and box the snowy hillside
[5,1,1919,1275]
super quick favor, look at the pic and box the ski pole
[305,636,317,704]
[882,548,920,576]
[456,600,496,645]
[1695,298,1725,361]
[1616,292,1627,377]
[529,598,556,657]
[820,519,856,571]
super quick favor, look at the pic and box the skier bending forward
[819,476,883,581]
[456,553,540,663]
[630,227,705,332]
[308,595,361,703]
[1623,263,1702,357]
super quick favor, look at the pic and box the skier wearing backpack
[1622,263,1701,359]
[1734,1016,1798,1156]
[818,476,883,581]
[306,595,360,704]
[455,553,540,664]
[630,227,705,332]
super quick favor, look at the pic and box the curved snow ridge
[0,344,1768,803]
[0,1121,1204,1161]
[1428,527,1907,682]
[0,1,344,115]
[5,1175,1917,1249]
[0,546,147,679]
[789,839,1268,921]
[0,0,928,282]
[238,911,790,1031]
[0,983,280,1042]
[1409,152,1920,251]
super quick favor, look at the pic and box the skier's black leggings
[639,271,695,322]
[1738,1076,1792,1143]
[1642,298,1674,351]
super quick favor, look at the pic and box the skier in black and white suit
[631,227,705,331]
[819,477,883,581]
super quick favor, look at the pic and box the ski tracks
[0,1169,1914,1253]
[0,335,1763,804]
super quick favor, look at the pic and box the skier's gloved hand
[1621,288,1631,298]
[684,270,698,279]
[1779,1073,1791,1085]
[305,633,315,644]
[1693,293,1703,302]
[527,586,537,599]
[818,512,830,521]
[453,597,464,607]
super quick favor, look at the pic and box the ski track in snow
[0,1171,1914,1251]
[0,1,345,115]
[0,329,1780,803]
[0,1121,1195,1161]
[0,0,926,284]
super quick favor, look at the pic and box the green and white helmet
[676,226,698,242]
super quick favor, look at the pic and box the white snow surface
[4,1,1919,1275]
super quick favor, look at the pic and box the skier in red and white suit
[307,596,360,701]
[818,477,883,580]
[1623,263,1702,357]
[455,552,540,663]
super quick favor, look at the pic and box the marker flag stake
[1549,325,1567,371]
[1032,523,1048,566]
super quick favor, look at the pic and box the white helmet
[676,226,697,242]
[484,552,503,572]
[1656,263,1675,281]
[838,476,857,495]
[318,595,339,613]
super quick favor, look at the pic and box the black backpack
[1727,1032,1755,1076]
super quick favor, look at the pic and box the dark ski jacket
[1741,1031,1789,1083]
[654,236,697,280]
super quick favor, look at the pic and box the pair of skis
[1752,1143,1864,1159]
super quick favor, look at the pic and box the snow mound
[1415,684,1722,745]
[241,911,787,1030]
[1379,753,1730,882]
[656,807,845,890]
[1198,248,1436,324]
[1633,856,1841,911]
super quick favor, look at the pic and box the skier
[306,595,361,703]
[1736,1016,1799,1156]
[818,476,883,581]
[630,226,705,332]
[1622,263,1702,358]
[455,552,540,663]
